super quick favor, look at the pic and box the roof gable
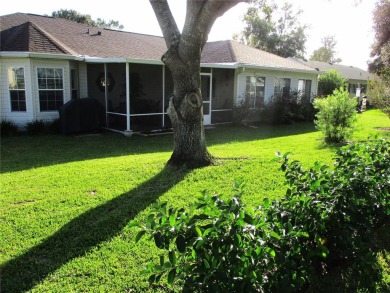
[1,21,68,54]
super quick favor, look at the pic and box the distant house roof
[289,58,373,81]
[1,13,317,73]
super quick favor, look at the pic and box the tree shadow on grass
[0,166,189,293]
[1,122,317,174]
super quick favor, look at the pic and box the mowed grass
[1,109,389,292]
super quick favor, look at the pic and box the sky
[1,0,376,70]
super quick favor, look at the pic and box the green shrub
[132,181,277,291]
[274,138,390,291]
[133,138,389,292]
[259,90,316,125]
[25,119,61,135]
[368,73,390,118]
[232,94,252,125]
[0,120,19,137]
[313,88,357,143]
[318,70,347,97]
[26,120,47,135]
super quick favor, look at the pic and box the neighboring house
[290,58,373,99]
[1,13,319,133]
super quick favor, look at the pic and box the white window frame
[37,67,64,112]
[245,75,265,109]
[298,79,312,99]
[8,67,27,112]
[274,77,291,97]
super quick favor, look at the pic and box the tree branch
[182,0,248,54]
[149,0,181,48]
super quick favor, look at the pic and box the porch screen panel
[129,64,163,115]
[106,63,126,114]
[164,67,174,105]
[211,68,234,124]
[130,115,163,132]
[126,63,164,131]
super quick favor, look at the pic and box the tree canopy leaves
[368,0,390,74]
[235,0,308,58]
[51,9,124,30]
[310,35,342,64]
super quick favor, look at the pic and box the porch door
[201,73,212,125]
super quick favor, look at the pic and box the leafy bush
[132,138,389,292]
[232,94,252,125]
[313,87,357,143]
[25,119,61,135]
[26,120,47,135]
[259,90,316,125]
[318,70,347,97]
[0,120,19,137]
[274,138,390,291]
[368,72,390,118]
[132,181,282,292]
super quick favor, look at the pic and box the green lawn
[1,109,389,292]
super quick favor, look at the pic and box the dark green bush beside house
[0,120,19,137]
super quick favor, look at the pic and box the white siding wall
[1,58,75,127]
[236,68,319,104]
[0,58,34,127]
[32,59,71,122]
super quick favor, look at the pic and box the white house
[1,13,320,133]
[290,58,373,99]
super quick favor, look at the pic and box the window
[361,84,367,95]
[245,75,265,108]
[8,67,26,112]
[38,68,64,111]
[298,79,312,99]
[348,83,357,95]
[274,77,291,97]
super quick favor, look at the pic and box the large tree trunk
[165,57,213,168]
[150,0,246,168]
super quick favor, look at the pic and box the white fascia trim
[201,62,239,69]
[84,56,163,65]
[84,57,127,63]
[238,63,322,74]
[0,51,83,61]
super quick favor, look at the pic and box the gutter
[0,52,324,75]
[0,51,83,61]
[238,63,324,74]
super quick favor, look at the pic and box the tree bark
[150,0,247,168]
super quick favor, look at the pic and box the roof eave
[0,51,83,60]
[201,62,239,69]
[84,56,163,65]
[238,63,323,74]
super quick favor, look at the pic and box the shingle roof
[0,13,166,59]
[1,13,317,73]
[1,21,68,54]
[230,41,317,71]
[289,58,373,80]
